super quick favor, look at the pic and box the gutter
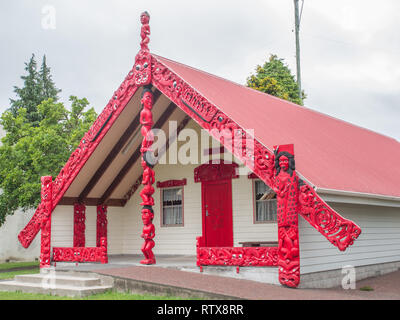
[315,187,400,208]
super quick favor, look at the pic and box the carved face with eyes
[142,209,154,225]
[134,50,151,86]
[140,12,150,25]
[279,155,289,172]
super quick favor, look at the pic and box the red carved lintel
[52,237,108,264]
[194,160,239,183]
[196,237,278,267]
[40,176,53,268]
[156,179,187,189]
[73,203,86,247]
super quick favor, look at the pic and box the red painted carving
[298,184,362,251]
[18,58,140,249]
[96,205,108,248]
[39,176,53,268]
[272,144,300,288]
[133,12,152,86]
[156,179,187,188]
[138,73,156,264]
[194,160,239,183]
[196,237,278,267]
[141,208,156,265]
[73,203,86,247]
[52,237,107,264]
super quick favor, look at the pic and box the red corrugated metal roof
[154,54,400,198]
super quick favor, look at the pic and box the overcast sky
[1,0,399,140]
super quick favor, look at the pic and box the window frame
[157,179,186,227]
[252,178,277,224]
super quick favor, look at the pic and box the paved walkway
[95,265,400,300]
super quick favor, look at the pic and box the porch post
[273,144,301,288]
[39,176,53,268]
[134,12,156,265]
[96,205,108,247]
[73,203,86,247]
[139,85,156,265]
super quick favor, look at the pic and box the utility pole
[294,0,302,102]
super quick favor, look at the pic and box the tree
[246,54,306,105]
[40,55,61,104]
[9,54,61,126]
[0,97,97,225]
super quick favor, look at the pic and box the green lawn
[0,268,40,280]
[0,290,193,300]
[0,261,39,270]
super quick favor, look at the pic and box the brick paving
[95,265,400,300]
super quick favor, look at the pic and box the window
[254,180,277,222]
[161,187,183,226]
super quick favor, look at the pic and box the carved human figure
[141,159,155,185]
[140,11,151,51]
[273,145,300,288]
[140,87,154,153]
[140,208,156,264]
[140,183,155,206]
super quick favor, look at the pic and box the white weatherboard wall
[51,205,124,254]
[299,202,400,274]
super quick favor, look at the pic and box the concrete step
[0,271,114,297]
[14,273,102,287]
[0,280,112,297]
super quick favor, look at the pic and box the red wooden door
[202,179,233,247]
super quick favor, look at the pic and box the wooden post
[273,144,300,287]
[96,205,108,247]
[39,176,53,268]
[73,203,86,247]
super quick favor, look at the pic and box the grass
[0,290,194,300]
[0,260,40,281]
[359,286,374,291]
[0,261,39,270]
[0,268,40,280]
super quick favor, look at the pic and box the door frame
[194,160,238,247]
[201,179,233,247]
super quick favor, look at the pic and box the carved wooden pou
[273,144,300,287]
[135,12,156,265]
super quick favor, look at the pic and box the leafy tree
[246,54,306,105]
[0,97,97,225]
[9,54,61,126]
